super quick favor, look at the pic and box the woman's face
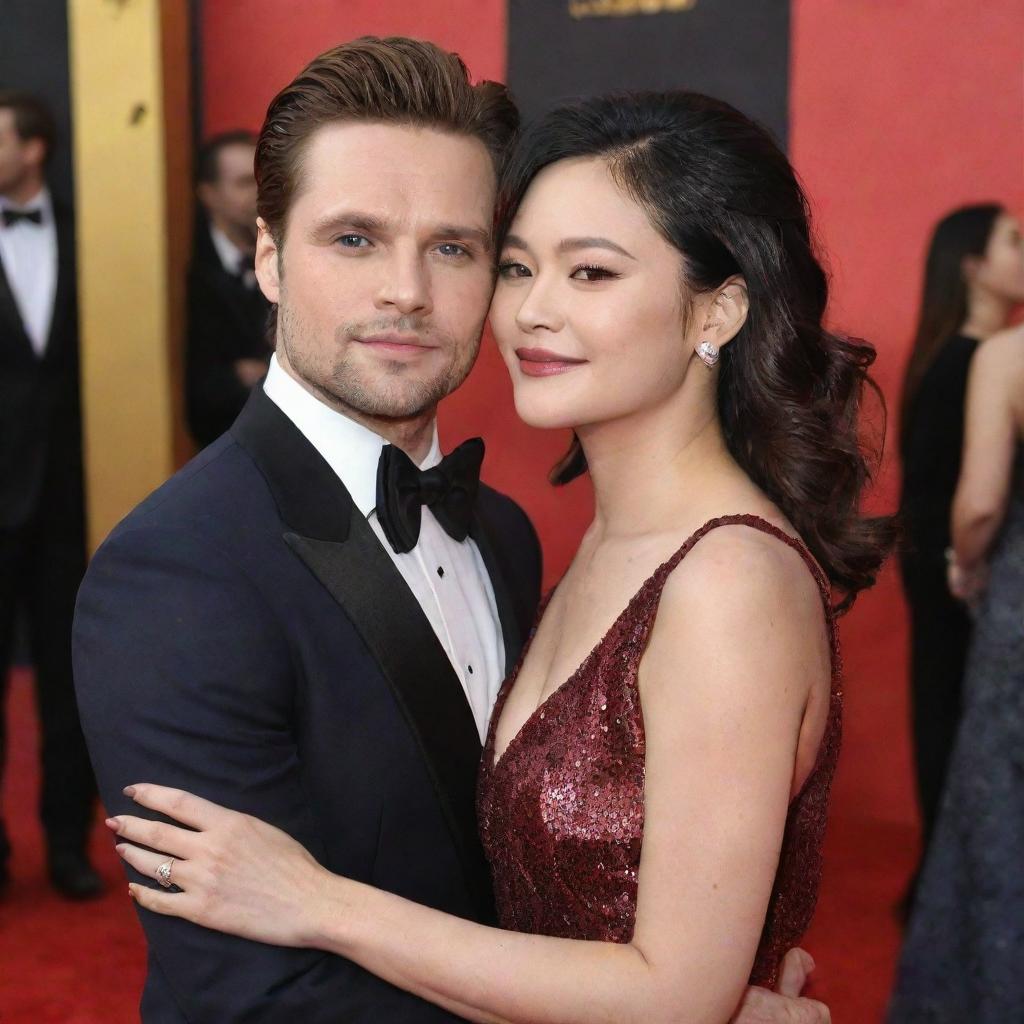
[974,213,1024,305]
[489,157,702,431]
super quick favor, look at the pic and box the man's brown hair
[0,91,56,163]
[255,36,519,243]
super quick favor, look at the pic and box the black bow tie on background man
[2,208,43,227]
[376,438,485,554]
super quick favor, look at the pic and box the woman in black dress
[899,204,1024,875]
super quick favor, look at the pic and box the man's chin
[327,382,445,421]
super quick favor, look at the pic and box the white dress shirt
[209,223,257,289]
[0,186,57,356]
[263,354,506,741]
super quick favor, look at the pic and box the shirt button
[467,664,474,675]
[437,566,445,578]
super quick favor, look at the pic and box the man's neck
[209,213,255,254]
[2,177,45,207]
[276,350,436,463]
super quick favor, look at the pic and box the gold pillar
[68,0,192,552]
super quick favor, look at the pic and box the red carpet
[0,667,145,1021]
[0,566,917,1021]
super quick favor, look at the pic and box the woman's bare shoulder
[975,323,1024,373]
[645,520,827,691]
[664,519,822,618]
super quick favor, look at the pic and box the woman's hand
[946,549,988,605]
[107,783,336,948]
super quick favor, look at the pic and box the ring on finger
[155,858,175,888]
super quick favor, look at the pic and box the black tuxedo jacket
[185,220,271,448]
[73,388,542,1023]
[0,198,83,528]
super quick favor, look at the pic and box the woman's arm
[951,327,1024,583]
[114,528,826,1024]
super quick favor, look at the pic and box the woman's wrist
[302,867,361,952]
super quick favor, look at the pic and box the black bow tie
[3,208,42,227]
[376,438,484,554]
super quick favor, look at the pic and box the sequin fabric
[477,514,842,987]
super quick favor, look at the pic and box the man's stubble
[275,292,484,423]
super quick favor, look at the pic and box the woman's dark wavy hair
[899,203,1003,445]
[497,92,896,610]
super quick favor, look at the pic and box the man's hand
[730,949,831,1023]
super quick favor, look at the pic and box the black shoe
[48,851,104,900]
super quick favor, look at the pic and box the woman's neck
[579,387,740,541]
[961,288,1013,341]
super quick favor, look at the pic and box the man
[74,38,828,1022]
[0,91,100,899]
[186,130,272,448]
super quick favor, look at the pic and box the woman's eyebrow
[501,234,636,260]
[557,236,636,260]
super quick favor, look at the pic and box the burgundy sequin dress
[477,514,842,987]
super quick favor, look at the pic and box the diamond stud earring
[695,340,720,367]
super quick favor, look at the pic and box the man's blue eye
[438,243,468,257]
[338,234,369,248]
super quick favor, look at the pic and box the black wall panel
[507,0,789,147]
[0,0,74,205]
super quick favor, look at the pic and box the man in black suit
[75,40,534,1022]
[74,39,827,1024]
[186,131,271,448]
[0,91,100,898]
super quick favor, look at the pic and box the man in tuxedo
[0,91,100,899]
[73,39,828,1023]
[186,131,271,448]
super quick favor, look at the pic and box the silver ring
[155,858,175,888]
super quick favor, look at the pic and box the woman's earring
[695,340,720,368]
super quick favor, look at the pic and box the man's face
[255,122,497,420]
[0,108,42,197]
[198,142,258,237]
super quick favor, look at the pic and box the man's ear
[22,137,46,172]
[254,217,280,304]
[701,275,749,350]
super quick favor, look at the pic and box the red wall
[203,0,506,130]
[201,0,1024,829]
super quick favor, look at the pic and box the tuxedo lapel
[232,389,494,919]
[470,510,526,675]
[43,205,75,362]
[0,250,32,357]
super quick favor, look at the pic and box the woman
[889,319,1024,1021]
[898,205,1024,869]
[107,93,893,1023]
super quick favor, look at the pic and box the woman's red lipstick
[515,347,587,377]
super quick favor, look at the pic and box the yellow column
[68,0,191,551]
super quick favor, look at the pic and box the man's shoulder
[103,433,274,552]
[477,482,537,544]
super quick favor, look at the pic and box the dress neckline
[486,513,832,774]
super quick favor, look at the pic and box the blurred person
[897,204,1024,876]
[0,91,100,898]
[185,130,271,449]
[888,316,1024,1021]
[89,48,892,1022]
